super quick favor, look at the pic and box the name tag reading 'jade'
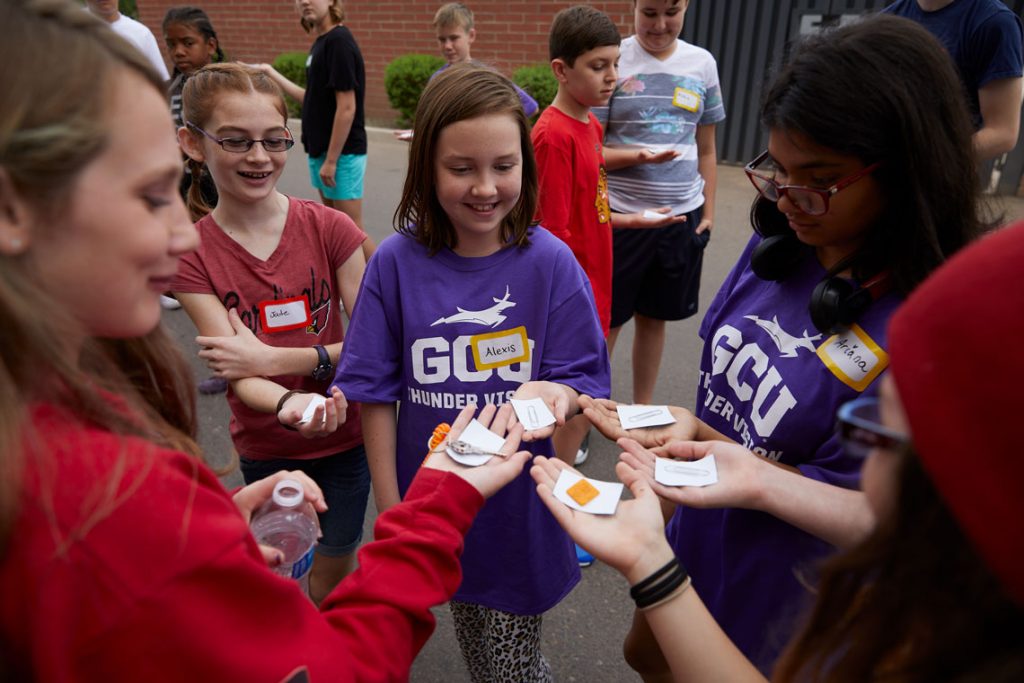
[470,326,530,370]
[259,295,312,333]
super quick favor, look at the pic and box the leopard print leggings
[450,601,554,683]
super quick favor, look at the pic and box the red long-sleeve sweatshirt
[0,403,482,682]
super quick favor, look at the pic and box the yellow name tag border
[470,326,530,371]
[672,87,701,112]
[815,323,889,392]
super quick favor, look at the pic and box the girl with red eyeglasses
[578,14,991,677]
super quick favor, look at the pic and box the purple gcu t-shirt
[334,228,610,614]
[666,235,902,672]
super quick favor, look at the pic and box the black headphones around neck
[750,233,891,335]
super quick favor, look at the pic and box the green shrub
[272,51,309,118]
[118,0,138,19]
[513,64,557,119]
[384,54,446,127]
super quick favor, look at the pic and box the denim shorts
[307,153,367,200]
[240,444,370,557]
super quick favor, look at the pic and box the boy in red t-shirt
[532,5,681,468]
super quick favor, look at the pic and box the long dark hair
[775,450,1024,682]
[162,6,225,74]
[394,64,538,254]
[751,14,988,293]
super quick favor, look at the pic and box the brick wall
[137,0,634,125]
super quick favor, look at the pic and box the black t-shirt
[301,25,367,157]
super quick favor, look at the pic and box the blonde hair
[433,3,473,31]
[0,0,200,548]
[301,0,344,32]
[180,63,289,220]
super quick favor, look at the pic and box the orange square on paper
[566,479,600,506]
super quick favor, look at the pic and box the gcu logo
[432,286,516,328]
[710,324,797,437]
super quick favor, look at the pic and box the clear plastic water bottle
[250,478,318,581]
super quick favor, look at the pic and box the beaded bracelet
[630,557,690,610]
[275,390,302,431]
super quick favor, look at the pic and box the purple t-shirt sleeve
[515,84,539,118]
[536,251,610,399]
[331,247,403,402]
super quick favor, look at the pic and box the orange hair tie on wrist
[422,423,452,465]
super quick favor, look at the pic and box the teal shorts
[307,153,367,200]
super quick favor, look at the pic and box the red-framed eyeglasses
[744,150,882,216]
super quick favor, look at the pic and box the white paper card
[642,209,665,220]
[446,419,507,467]
[616,404,677,428]
[510,397,556,430]
[655,455,719,487]
[298,394,327,425]
[552,470,623,515]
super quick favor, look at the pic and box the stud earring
[10,238,21,249]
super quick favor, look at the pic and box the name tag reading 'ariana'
[471,326,530,370]
[259,296,312,333]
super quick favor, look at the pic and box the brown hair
[549,5,621,67]
[180,62,289,220]
[0,0,200,548]
[433,2,473,31]
[775,450,1024,682]
[394,64,538,253]
[300,0,344,33]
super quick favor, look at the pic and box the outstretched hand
[638,148,680,165]
[618,437,768,511]
[277,386,348,438]
[531,456,675,582]
[510,381,577,441]
[580,395,702,449]
[422,403,531,499]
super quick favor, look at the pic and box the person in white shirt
[86,0,169,81]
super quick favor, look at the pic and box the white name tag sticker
[816,323,889,391]
[259,296,312,333]
[470,326,530,370]
[672,87,700,112]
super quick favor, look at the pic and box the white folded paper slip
[552,470,623,515]
[446,418,507,467]
[654,455,719,487]
[616,404,677,428]
[299,394,327,425]
[510,397,556,430]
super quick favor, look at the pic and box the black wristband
[629,558,679,599]
[276,390,302,431]
[630,558,689,609]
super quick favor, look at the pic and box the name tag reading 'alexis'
[470,326,530,370]
[259,296,312,333]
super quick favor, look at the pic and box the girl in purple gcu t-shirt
[580,14,991,677]
[333,64,610,682]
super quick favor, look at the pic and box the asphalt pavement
[161,125,1024,682]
